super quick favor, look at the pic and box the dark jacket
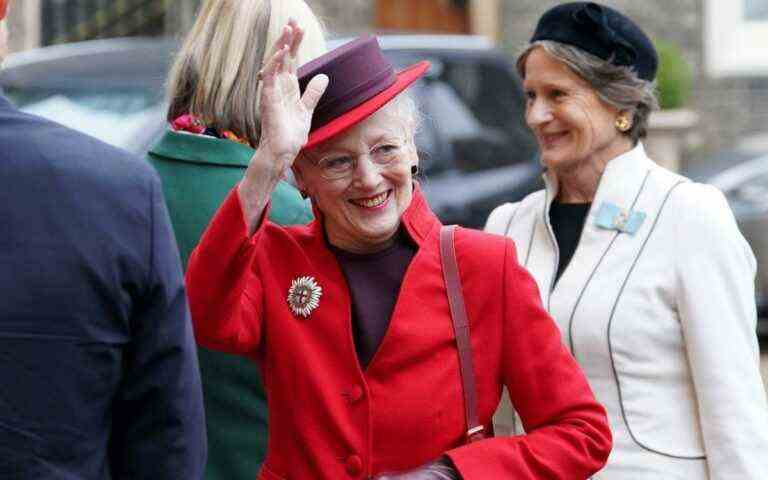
[147,129,312,480]
[0,94,206,479]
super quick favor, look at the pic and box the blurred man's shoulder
[0,105,157,190]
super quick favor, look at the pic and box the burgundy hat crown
[297,36,430,149]
[298,36,396,132]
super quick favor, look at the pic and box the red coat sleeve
[186,188,266,356]
[447,239,612,478]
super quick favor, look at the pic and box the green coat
[147,130,312,480]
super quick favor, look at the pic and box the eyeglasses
[313,140,408,180]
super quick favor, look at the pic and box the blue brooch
[595,202,645,235]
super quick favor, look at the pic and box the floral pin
[287,276,322,318]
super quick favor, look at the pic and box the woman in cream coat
[486,3,768,478]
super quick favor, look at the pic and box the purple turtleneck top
[329,229,417,369]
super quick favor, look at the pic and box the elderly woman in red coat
[186,27,612,480]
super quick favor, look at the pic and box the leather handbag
[439,225,489,443]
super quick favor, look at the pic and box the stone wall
[499,0,700,62]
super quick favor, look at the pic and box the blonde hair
[166,0,326,146]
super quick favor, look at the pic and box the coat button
[348,385,364,403]
[345,454,363,476]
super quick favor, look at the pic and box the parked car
[0,38,172,154]
[688,153,768,336]
[0,35,540,228]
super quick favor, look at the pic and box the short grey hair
[381,91,423,146]
[517,40,658,143]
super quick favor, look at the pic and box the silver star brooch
[287,276,322,318]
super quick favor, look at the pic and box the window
[705,0,768,76]
[745,0,768,20]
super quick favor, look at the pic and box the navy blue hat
[530,2,658,81]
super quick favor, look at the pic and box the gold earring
[615,116,631,132]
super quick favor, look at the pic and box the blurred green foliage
[654,38,693,110]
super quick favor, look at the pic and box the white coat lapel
[526,188,559,308]
[543,145,655,353]
[497,191,553,307]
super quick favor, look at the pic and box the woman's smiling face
[523,47,625,174]
[294,105,417,254]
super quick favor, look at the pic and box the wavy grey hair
[384,91,423,147]
[517,40,659,143]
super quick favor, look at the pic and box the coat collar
[528,143,655,314]
[307,181,440,249]
[149,128,253,167]
[543,142,654,214]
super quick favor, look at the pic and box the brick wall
[499,0,700,61]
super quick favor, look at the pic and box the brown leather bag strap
[439,225,485,443]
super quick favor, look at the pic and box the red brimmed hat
[298,35,430,150]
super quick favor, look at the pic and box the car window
[386,52,537,176]
[4,88,163,151]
